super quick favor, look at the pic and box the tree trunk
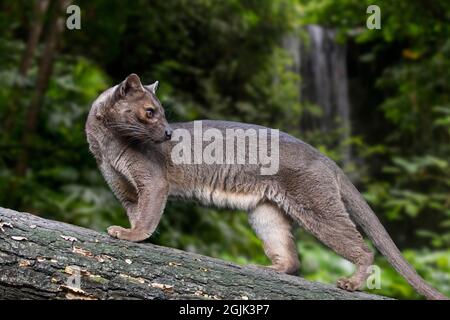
[3,0,50,136]
[19,0,51,76]
[0,207,390,300]
[15,0,71,177]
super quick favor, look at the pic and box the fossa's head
[95,73,172,144]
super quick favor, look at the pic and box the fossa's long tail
[339,173,447,300]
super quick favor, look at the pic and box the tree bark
[0,207,390,300]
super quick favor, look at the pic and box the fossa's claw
[337,278,362,292]
[107,225,149,242]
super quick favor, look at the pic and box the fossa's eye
[145,108,155,118]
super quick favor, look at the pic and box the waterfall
[283,25,351,164]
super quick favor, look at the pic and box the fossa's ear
[146,81,159,94]
[116,73,144,98]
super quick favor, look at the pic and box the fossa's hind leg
[248,202,300,275]
[290,192,373,291]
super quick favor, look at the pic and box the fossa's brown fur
[86,74,446,299]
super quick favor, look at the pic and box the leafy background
[0,0,449,299]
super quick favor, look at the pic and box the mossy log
[0,207,389,300]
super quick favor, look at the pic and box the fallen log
[0,207,389,300]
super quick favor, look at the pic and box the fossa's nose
[165,128,173,140]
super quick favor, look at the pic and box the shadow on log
[0,207,390,300]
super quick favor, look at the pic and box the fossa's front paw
[336,277,361,292]
[107,225,149,242]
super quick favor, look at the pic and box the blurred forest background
[0,0,449,299]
